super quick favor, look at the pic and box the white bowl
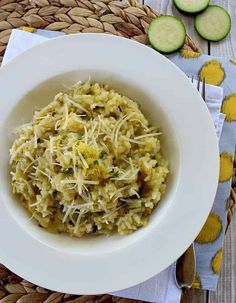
[0,34,219,294]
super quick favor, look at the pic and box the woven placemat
[0,1,235,302]
[0,0,201,64]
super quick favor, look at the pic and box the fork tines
[192,76,206,101]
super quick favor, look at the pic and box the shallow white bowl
[0,34,219,294]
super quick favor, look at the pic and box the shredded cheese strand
[64,95,90,115]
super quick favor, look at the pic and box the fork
[192,75,206,100]
[175,76,206,291]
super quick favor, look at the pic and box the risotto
[10,81,168,237]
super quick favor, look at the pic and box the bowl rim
[0,33,219,294]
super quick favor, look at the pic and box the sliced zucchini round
[174,0,210,14]
[195,5,231,42]
[148,16,186,54]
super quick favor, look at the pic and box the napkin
[191,78,225,139]
[169,52,236,291]
[1,29,226,303]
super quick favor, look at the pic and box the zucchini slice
[174,0,210,14]
[195,5,231,41]
[148,16,186,53]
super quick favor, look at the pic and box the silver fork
[175,76,206,291]
[192,75,206,100]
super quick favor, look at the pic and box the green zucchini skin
[174,0,210,15]
[194,5,231,42]
[148,16,186,54]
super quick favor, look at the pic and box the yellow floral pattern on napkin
[222,94,236,122]
[193,273,201,289]
[19,27,35,33]
[211,247,223,274]
[199,60,225,86]
[230,59,236,65]
[180,49,201,59]
[169,51,236,291]
[195,213,222,244]
[219,151,234,182]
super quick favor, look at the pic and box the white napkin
[190,78,225,139]
[1,29,224,303]
[2,29,63,66]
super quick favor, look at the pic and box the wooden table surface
[139,1,236,302]
[0,1,234,302]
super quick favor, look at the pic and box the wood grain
[208,218,236,303]
[210,0,236,58]
[181,289,208,303]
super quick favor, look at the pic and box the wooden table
[140,1,236,302]
[0,1,234,302]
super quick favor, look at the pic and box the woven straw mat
[0,1,235,303]
[0,0,201,63]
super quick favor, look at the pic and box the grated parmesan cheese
[9,81,168,237]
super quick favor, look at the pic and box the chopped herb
[99,151,106,159]
[110,171,119,179]
[77,132,83,140]
[118,106,122,112]
[93,160,99,165]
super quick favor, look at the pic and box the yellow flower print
[221,94,236,122]
[199,60,225,86]
[19,27,35,33]
[211,247,223,274]
[180,49,201,59]
[195,212,222,244]
[192,272,201,289]
[219,151,233,182]
[230,59,236,65]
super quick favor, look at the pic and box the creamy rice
[10,81,168,237]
